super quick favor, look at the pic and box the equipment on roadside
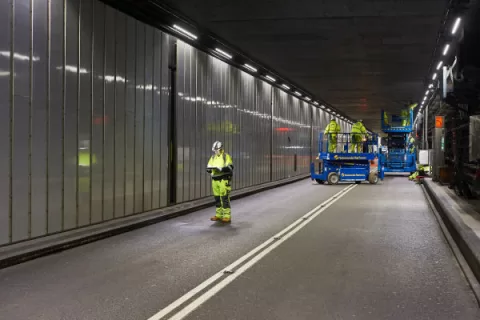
[310,132,385,185]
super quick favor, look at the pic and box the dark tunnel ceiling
[158,0,447,132]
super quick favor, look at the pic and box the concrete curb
[0,175,309,269]
[423,179,480,302]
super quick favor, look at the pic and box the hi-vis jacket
[324,120,341,137]
[207,152,234,180]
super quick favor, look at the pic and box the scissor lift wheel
[368,173,379,184]
[327,172,339,185]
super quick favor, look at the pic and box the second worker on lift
[350,119,367,153]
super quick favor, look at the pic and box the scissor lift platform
[310,133,385,185]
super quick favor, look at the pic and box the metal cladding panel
[48,0,65,234]
[272,88,287,181]
[63,0,80,230]
[103,5,116,220]
[91,0,105,224]
[124,16,136,216]
[151,29,162,209]
[11,0,31,242]
[175,41,185,202]
[159,34,170,208]
[31,0,49,238]
[195,49,209,199]
[142,25,154,211]
[238,70,256,189]
[255,79,272,185]
[114,10,127,218]
[78,0,94,227]
[312,107,328,155]
[134,21,145,213]
[299,102,312,173]
[0,0,172,245]
[0,0,11,245]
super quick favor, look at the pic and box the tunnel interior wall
[0,0,350,246]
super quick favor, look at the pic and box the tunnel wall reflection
[0,0,351,246]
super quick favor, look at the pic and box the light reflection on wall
[176,92,313,128]
[0,51,40,62]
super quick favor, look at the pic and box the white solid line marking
[147,184,356,320]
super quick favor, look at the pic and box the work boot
[222,216,231,223]
[210,216,222,221]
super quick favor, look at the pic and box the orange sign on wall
[435,116,444,128]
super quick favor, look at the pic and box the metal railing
[319,132,379,154]
[381,110,414,132]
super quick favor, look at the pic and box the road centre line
[148,184,357,320]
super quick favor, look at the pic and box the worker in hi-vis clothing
[324,118,341,153]
[408,134,416,154]
[350,120,367,153]
[207,141,234,223]
[401,102,418,126]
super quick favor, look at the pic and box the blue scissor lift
[379,109,417,173]
[310,132,385,185]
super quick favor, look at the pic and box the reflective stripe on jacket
[207,152,234,179]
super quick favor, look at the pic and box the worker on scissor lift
[401,102,418,126]
[350,120,367,153]
[324,117,341,153]
[408,133,416,154]
[207,141,234,223]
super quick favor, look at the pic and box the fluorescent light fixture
[451,17,461,35]
[265,75,276,82]
[320,105,325,109]
[305,97,311,101]
[432,73,437,80]
[326,108,331,111]
[436,61,443,70]
[443,44,450,56]
[313,101,319,105]
[423,96,427,101]
[215,48,232,59]
[425,90,429,95]
[428,84,433,88]
[244,64,257,72]
[281,84,290,90]
[173,24,198,40]
[294,91,302,96]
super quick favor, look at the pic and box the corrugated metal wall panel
[0,0,171,245]
[114,10,127,218]
[0,0,357,247]
[103,4,116,221]
[64,0,80,230]
[0,0,12,246]
[31,0,49,237]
